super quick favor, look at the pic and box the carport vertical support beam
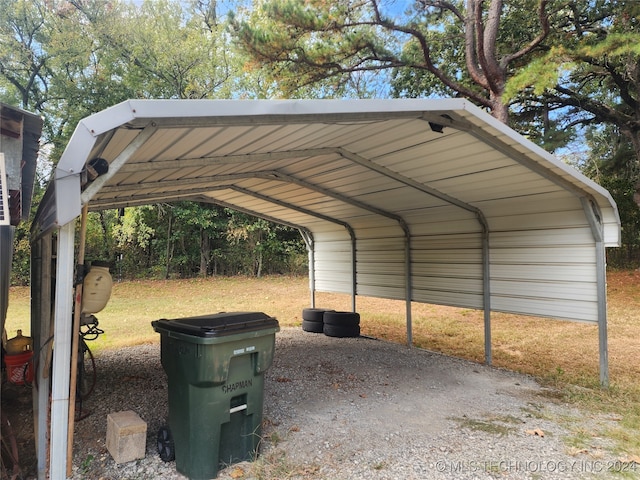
[50,221,76,479]
[300,229,316,308]
[581,198,608,387]
[595,240,608,388]
[405,234,413,347]
[350,228,357,312]
[482,225,492,365]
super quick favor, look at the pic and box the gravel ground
[7,327,636,479]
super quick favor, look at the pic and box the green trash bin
[151,311,280,480]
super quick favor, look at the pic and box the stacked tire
[323,311,360,338]
[301,308,331,333]
[301,308,360,338]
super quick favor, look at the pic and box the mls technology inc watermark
[432,459,637,475]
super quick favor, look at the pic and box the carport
[29,98,620,479]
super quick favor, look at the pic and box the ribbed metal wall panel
[313,227,353,293]
[493,296,598,322]
[491,279,597,302]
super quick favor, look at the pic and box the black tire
[302,319,324,333]
[323,311,360,327]
[157,426,175,462]
[302,308,333,322]
[323,323,360,338]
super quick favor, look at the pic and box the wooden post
[66,204,88,476]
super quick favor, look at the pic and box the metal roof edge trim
[455,101,621,244]
[57,101,138,175]
[122,97,471,120]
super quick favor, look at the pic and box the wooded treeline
[3,0,640,284]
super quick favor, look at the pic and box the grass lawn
[5,270,640,459]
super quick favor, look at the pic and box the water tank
[81,261,113,314]
[5,329,32,355]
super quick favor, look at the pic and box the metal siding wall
[355,235,406,299]
[487,200,598,322]
[313,229,353,293]
[411,231,485,308]
[494,296,598,322]
[405,205,484,308]
[309,202,600,322]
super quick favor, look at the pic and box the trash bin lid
[151,311,279,338]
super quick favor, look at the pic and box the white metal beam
[81,123,158,204]
[50,222,75,479]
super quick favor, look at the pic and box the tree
[0,0,138,158]
[162,202,229,277]
[225,211,306,277]
[68,0,237,99]
[573,126,640,267]
[0,0,55,110]
[231,0,558,122]
[505,1,640,203]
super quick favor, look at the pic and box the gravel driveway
[53,327,634,479]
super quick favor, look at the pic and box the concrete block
[106,410,147,464]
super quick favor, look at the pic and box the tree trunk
[255,250,263,278]
[164,212,173,279]
[625,129,640,208]
[98,211,110,258]
[199,228,210,277]
[490,97,509,124]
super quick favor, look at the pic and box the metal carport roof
[30,98,620,479]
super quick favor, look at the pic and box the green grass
[6,275,309,354]
[451,415,519,437]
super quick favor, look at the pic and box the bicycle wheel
[77,340,97,400]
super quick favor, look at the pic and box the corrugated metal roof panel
[33,98,620,325]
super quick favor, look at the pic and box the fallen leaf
[619,455,640,464]
[525,429,545,437]
[567,447,589,455]
[229,466,244,479]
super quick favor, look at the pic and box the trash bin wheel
[157,425,175,462]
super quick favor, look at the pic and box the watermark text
[432,459,637,474]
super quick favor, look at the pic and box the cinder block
[106,410,147,464]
